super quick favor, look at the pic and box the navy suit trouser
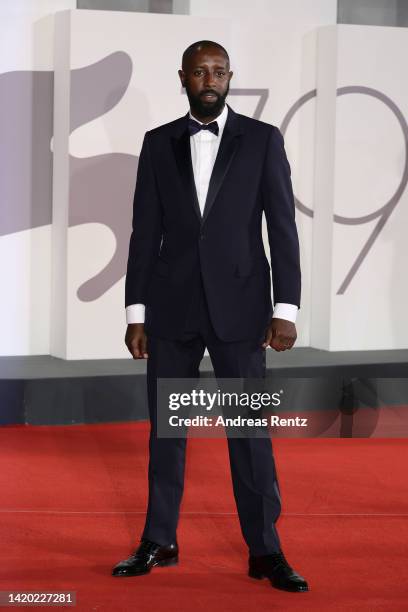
[142,271,282,555]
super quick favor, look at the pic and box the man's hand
[125,323,148,359]
[262,318,297,351]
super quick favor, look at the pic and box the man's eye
[217,72,225,77]
[194,71,203,76]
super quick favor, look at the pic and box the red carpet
[0,422,407,611]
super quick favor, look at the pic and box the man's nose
[203,72,216,88]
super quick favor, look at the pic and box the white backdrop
[1,4,406,358]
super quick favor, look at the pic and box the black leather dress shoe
[112,539,178,577]
[248,550,309,592]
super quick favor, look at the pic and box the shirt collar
[188,103,228,136]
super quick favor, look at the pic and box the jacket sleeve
[125,132,163,307]
[261,126,301,309]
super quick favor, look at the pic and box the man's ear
[178,69,185,87]
[229,70,234,81]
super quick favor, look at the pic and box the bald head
[182,40,230,71]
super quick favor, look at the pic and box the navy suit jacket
[125,104,301,342]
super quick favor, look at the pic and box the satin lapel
[201,109,243,225]
[171,124,202,225]
[170,106,243,226]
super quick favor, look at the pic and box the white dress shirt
[126,105,298,325]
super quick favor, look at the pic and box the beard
[186,82,229,119]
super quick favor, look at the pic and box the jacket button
[200,233,205,240]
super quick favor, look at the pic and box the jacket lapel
[202,105,243,225]
[171,104,243,227]
[171,126,202,224]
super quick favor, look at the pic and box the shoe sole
[112,556,179,577]
[248,570,309,592]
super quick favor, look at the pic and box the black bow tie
[188,118,219,137]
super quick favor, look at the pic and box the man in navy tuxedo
[112,40,308,593]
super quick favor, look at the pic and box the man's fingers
[262,329,273,348]
[265,319,297,351]
[125,324,148,359]
[271,334,293,352]
[141,335,148,359]
[131,339,149,359]
[126,337,143,359]
[270,335,282,351]
[130,339,141,359]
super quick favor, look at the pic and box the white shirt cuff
[126,302,297,325]
[272,303,298,323]
[126,304,145,324]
